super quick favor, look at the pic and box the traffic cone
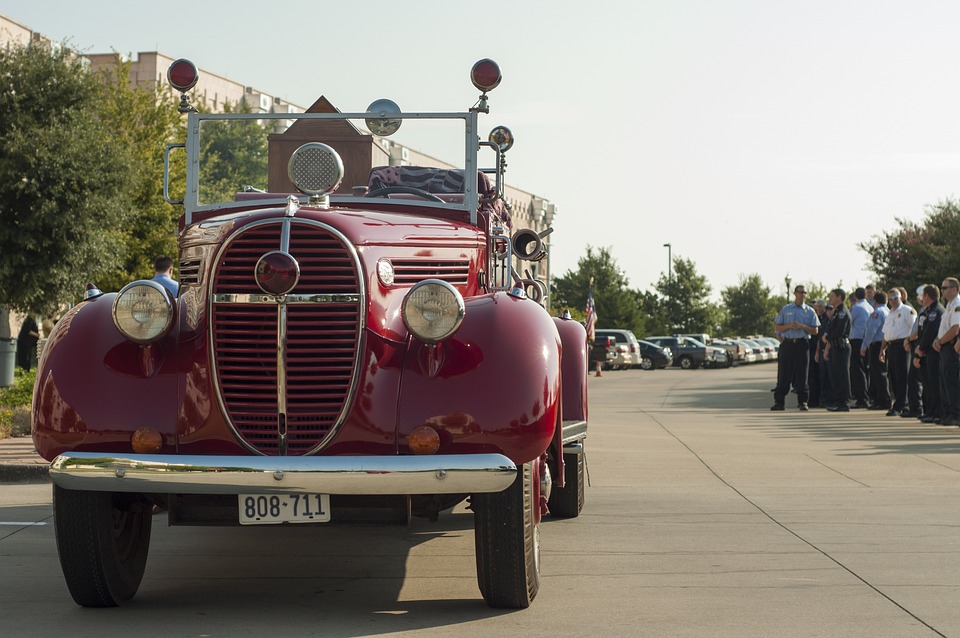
[595,362,603,377]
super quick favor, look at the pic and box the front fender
[396,292,561,465]
[32,294,180,461]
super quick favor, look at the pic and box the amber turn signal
[131,427,163,454]
[408,425,441,455]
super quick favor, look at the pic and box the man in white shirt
[881,289,917,416]
[934,278,960,425]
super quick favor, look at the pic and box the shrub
[0,368,35,438]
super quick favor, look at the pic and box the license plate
[238,494,331,525]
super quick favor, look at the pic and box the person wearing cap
[771,285,820,411]
[937,277,960,425]
[824,288,852,411]
[915,284,944,424]
[861,291,890,411]
[848,287,873,409]
[880,288,917,416]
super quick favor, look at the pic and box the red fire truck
[33,58,588,609]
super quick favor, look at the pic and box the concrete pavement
[0,434,47,482]
[3,364,960,635]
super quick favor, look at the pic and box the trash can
[0,337,15,387]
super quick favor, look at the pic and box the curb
[0,464,49,484]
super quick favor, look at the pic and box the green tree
[551,246,646,337]
[860,199,960,290]
[93,59,184,292]
[654,257,721,334]
[720,274,781,337]
[0,42,135,315]
[197,100,269,205]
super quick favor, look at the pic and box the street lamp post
[663,243,672,283]
[785,275,791,305]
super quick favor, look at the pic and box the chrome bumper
[49,452,517,495]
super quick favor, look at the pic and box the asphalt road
[2,364,960,637]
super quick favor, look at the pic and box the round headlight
[402,280,465,344]
[112,280,175,344]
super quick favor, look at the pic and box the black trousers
[807,344,821,406]
[830,343,852,406]
[868,342,890,408]
[774,340,809,405]
[849,339,868,405]
[886,339,909,412]
[940,346,960,420]
[922,350,941,418]
[819,353,834,407]
[906,348,923,414]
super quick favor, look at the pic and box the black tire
[549,450,585,518]
[679,356,696,370]
[53,485,152,607]
[473,462,540,609]
[640,357,653,371]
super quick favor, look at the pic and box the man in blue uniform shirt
[771,285,820,411]
[848,287,872,408]
[861,291,889,411]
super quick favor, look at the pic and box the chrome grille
[391,259,470,286]
[211,221,361,456]
[179,259,202,285]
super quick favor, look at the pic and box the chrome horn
[511,227,554,261]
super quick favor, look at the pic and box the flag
[585,284,597,343]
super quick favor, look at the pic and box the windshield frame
[175,110,481,227]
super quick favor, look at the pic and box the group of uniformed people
[771,279,960,425]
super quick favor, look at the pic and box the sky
[5,0,960,300]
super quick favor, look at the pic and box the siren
[511,227,554,261]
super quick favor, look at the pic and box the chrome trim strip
[560,420,588,445]
[213,294,362,304]
[49,452,517,495]
[277,304,288,455]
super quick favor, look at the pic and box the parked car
[680,333,712,346]
[703,345,731,368]
[712,338,745,365]
[644,336,718,369]
[594,329,642,368]
[742,338,770,362]
[756,337,781,360]
[637,339,672,370]
[590,335,618,370]
[33,58,589,610]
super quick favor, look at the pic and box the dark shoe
[851,402,869,409]
[899,411,917,418]
[799,403,809,411]
[807,403,821,409]
[827,404,851,412]
[886,409,901,417]
[921,416,937,424]
[770,404,785,411]
[868,404,887,411]
[940,417,960,426]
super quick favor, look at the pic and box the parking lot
[2,364,959,636]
